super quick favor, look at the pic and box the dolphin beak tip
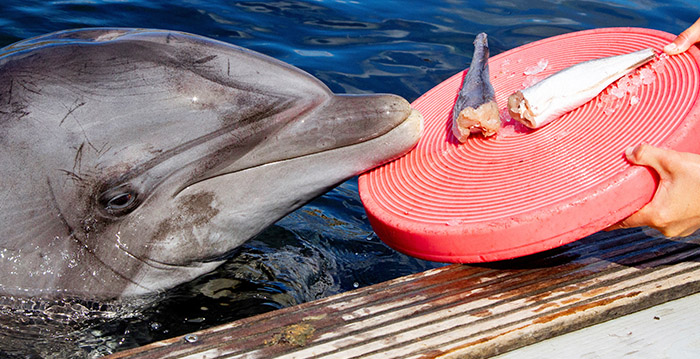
[414,108,425,139]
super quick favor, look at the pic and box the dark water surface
[1,0,699,357]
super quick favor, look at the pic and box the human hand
[664,17,700,55]
[608,144,700,237]
[610,19,700,236]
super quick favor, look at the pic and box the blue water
[1,0,700,357]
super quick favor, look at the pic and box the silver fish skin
[451,32,500,142]
[508,48,656,129]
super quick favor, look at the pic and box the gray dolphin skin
[0,28,422,300]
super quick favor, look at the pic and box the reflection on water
[0,0,699,357]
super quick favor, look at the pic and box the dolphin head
[0,28,422,299]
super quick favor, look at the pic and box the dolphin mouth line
[174,108,423,197]
[115,239,198,270]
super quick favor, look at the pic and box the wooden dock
[107,228,700,358]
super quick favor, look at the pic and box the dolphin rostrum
[0,28,422,300]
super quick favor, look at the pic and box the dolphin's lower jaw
[120,259,225,297]
[370,108,423,166]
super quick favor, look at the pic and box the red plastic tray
[358,28,700,263]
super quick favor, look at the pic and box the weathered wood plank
[106,229,700,358]
[495,291,700,358]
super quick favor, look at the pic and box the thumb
[665,18,700,55]
[624,144,674,180]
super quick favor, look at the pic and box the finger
[604,222,624,231]
[611,210,652,231]
[665,18,700,55]
[625,143,683,180]
[624,144,677,180]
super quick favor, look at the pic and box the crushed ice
[521,75,543,88]
[523,58,548,75]
[596,51,668,115]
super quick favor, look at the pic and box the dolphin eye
[108,193,134,209]
[98,184,140,217]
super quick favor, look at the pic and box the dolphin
[0,28,422,300]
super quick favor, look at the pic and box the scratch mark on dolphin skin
[2,109,30,121]
[59,100,86,126]
[73,142,84,173]
[59,99,103,153]
[46,177,75,239]
[227,59,230,77]
[95,142,111,159]
[58,169,84,182]
[194,55,217,65]
[7,79,12,105]
[15,78,41,95]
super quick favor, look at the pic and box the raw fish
[452,32,500,142]
[508,48,656,129]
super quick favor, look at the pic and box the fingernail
[625,146,637,163]
[664,43,678,54]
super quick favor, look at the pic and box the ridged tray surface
[359,28,700,263]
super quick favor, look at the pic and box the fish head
[0,28,422,298]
